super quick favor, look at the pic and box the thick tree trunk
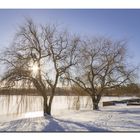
[43,88,55,116]
[43,96,51,116]
[46,106,51,115]
[48,94,54,115]
[93,101,99,110]
[91,95,100,110]
[43,95,54,116]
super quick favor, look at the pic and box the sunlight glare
[31,63,39,75]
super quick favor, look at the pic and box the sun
[30,63,39,75]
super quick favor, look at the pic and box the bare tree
[67,37,137,110]
[0,19,79,115]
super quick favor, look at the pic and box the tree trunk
[43,99,52,115]
[46,106,51,115]
[91,95,99,110]
[43,88,55,116]
[93,101,99,110]
[43,96,48,116]
[48,94,54,116]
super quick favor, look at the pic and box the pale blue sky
[0,9,140,80]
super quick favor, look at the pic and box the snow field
[0,96,140,131]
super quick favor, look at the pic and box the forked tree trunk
[43,94,54,116]
[91,95,100,110]
[43,99,51,116]
[93,101,99,110]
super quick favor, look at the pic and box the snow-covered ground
[0,96,140,131]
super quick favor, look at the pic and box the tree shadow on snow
[42,117,65,131]
[42,116,109,132]
[0,116,109,132]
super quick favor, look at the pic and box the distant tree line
[0,83,139,96]
[68,83,140,96]
[104,83,140,96]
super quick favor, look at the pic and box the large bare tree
[67,37,137,110]
[0,19,79,115]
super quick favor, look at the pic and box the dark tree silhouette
[0,19,79,115]
[67,37,137,110]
